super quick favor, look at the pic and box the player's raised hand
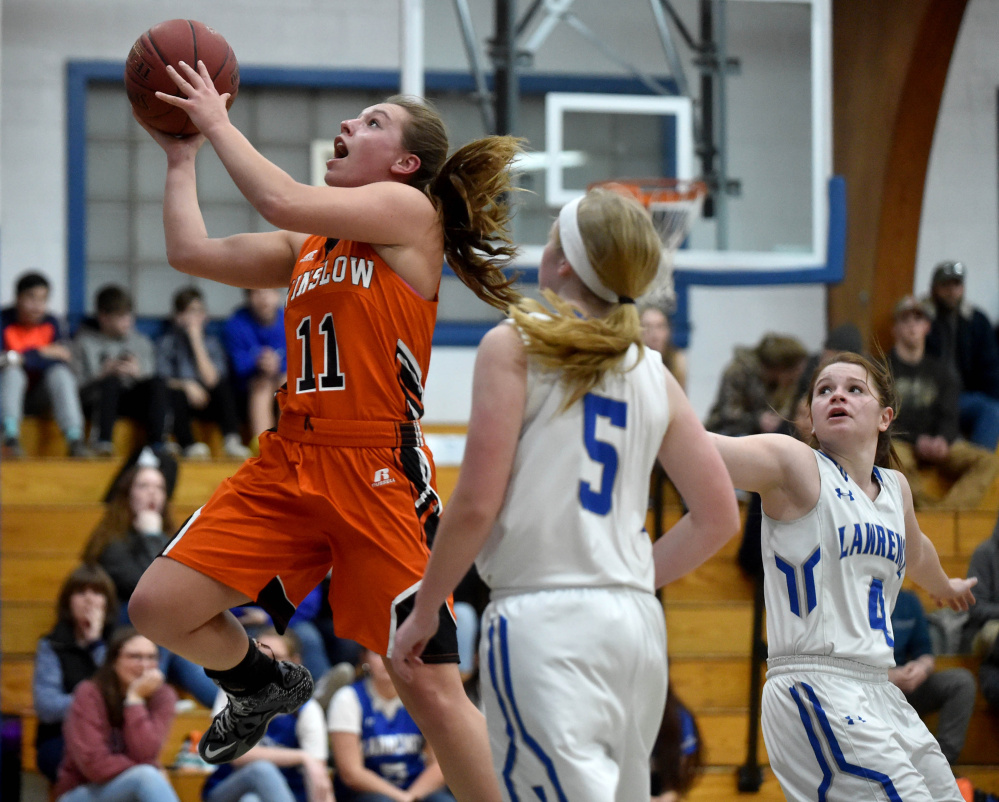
[931,576,977,611]
[157,60,232,137]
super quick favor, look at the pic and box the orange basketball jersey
[282,235,438,426]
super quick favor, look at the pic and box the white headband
[558,196,619,304]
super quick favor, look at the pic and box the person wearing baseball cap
[925,261,999,450]
[894,294,935,322]
[888,293,997,509]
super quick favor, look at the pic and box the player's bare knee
[128,575,173,641]
[127,586,157,637]
[399,668,464,719]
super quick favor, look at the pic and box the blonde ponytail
[510,188,662,408]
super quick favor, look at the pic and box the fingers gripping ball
[125,19,239,136]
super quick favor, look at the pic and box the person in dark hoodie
[32,564,118,782]
[888,294,998,509]
[925,260,999,450]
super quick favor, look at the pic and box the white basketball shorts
[479,586,668,802]
[762,655,962,802]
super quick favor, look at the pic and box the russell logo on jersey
[372,468,395,488]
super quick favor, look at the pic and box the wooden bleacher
[0,419,462,802]
[4,420,999,801]
[2,434,231,801]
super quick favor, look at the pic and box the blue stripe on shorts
[487,614,569,802]
[789,681,902,802]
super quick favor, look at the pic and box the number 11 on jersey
[296,313,345,393]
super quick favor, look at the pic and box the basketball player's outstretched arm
[391,323,527,681]
[652,374,741,587]
[137,114,304,289]
[707,433,822,523]
[156,61,438,249]
[896,472,977,611]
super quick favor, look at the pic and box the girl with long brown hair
[82,464,216,707]
[54,627,178,802]
[33,564,118,782]
[708,352,976,801]
[128,57,521,801]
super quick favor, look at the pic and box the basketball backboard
[508,0,835,277]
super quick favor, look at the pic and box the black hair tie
[618,296,635,305]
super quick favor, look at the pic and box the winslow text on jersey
[288,250,375,304]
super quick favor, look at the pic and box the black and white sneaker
[198,660,314,764]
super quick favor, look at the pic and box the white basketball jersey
[762,450,907,668]
[476,341,670,596]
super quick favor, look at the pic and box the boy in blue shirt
[224,288,286,445]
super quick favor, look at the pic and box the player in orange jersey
[128,59,520,802]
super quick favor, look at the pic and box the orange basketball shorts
[161,425,457,661]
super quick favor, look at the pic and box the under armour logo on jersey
[372,468,395,488]
[835,487,855,501]
[845,715,867,725]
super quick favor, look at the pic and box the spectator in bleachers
[224,288,286,445]
[33,564,118,783]
[329,648,455,802]
[1,271,88,457]
[704,332,809,437]
[82,463,217,707]
[639,303,687,389]
[156,286,251,460]
[72,285,170,457]
[888,294,999,509]
[890,588,976,765]
[202,628,333,802]
[958,518,999,717]
[54,627,179,802]
[925,260,999,450]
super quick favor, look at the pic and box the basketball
[124,19,239,137]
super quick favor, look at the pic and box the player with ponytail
[129,66,522,802]
[393,187,740,800]
[708,351,976,801]
[510,187,661,406]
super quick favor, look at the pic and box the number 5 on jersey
[580,393,627,515]
[296,313,345,393]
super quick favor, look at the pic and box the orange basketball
[124,19,239,136]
